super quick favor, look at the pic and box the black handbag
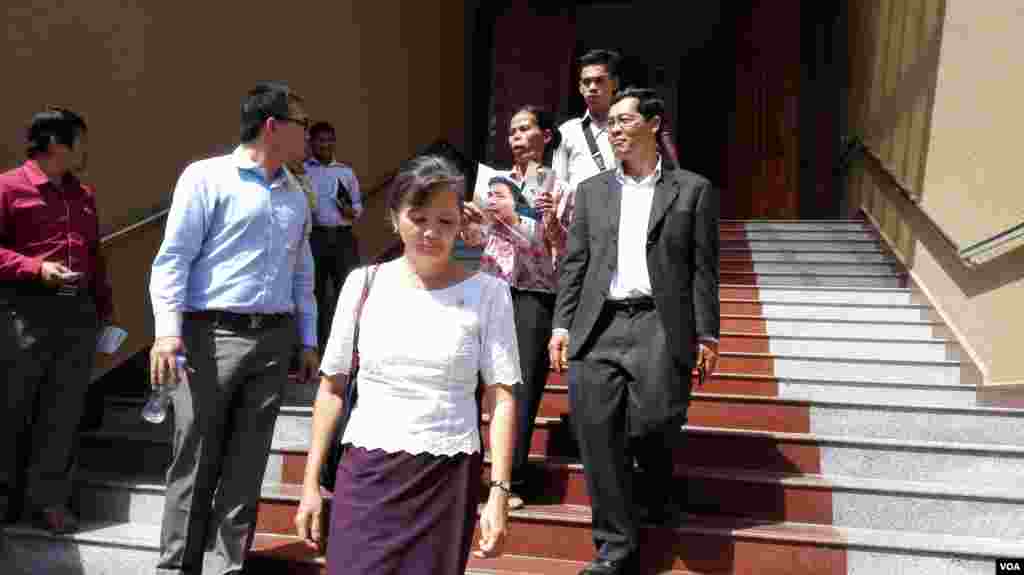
[319,264,378,491]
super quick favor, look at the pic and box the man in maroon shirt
[0,107,112,533]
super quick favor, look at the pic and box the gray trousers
[156,315,296,575]
[0,292,98,514]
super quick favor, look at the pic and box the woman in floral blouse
[462,105,574,508]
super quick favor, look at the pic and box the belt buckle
[56,285,79,297]
[248,315,263,329]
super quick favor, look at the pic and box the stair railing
[843,136,1023,266]
[92,201,171,380]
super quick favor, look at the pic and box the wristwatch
[489,480,512,496]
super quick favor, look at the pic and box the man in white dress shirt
[149,81,319,575]
[552,49,621,189]
[549,87,720,574]
[303,121,362,354]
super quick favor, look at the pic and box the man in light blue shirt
[304,121,362,353]
[148,81,318,575]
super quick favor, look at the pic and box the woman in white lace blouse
[294,155,520,575]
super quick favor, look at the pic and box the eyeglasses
[607,114,644,130]
[277,115,311,130]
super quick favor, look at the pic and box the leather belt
[185,310,292,331]
[604,297,655,315]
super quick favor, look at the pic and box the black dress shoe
[578,556,633,575]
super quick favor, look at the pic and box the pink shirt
[465,178,575,293]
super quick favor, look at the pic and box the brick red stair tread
[255,533,700,574]
[468,554,697,574]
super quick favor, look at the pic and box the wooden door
[728,0,802,219]
[486,1,576,167]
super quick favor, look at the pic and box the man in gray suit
[549,87,720,575]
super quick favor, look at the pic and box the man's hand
[695,341,719,384]
[150,336,186,387]
[548,333,569,373]
[340,206,358,220]
[40,262,79,289]
[297,347,320,384]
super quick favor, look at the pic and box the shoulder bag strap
[580,115,607,172]
[350,264,379,375]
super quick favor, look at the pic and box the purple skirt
[326,445,483,575]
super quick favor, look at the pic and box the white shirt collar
[615,155,663,187]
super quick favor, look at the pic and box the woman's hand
[474,489,510,558]
[294,485,326,552]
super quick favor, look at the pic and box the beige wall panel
[2,1,465,244]
[849,0,1024,386]
[923,0,1024,248]
[2,1,466,372]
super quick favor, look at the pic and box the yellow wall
[847,0,1024,387]
[1,1,467,376]
[1,0,465,244]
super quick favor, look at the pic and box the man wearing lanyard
[550,88,720,574]
[0,107,112,533]
[149,82,319,575]
[552,49,621,190]
[303,121,361,355]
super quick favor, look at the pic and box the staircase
[4,219,1024,574]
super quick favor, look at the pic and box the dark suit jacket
[554,166,720,369]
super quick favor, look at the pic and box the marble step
[5,516,1011,575]
[723,332,961,362]
[660,372,978,407]
[3,514,1007,575]
[685,426,1024,487]
[720,250,894,263]
[100,372,1007,457]
[725,231,880,241]
[721,220,870,231]
[78,415,1024,489]
[727,374,979,406]
[524,389,1022,446]
[69,460,1024,541]
[724,262,901,275]
[722,301,935,322]
[721,270,905,288]
[721,239,883,252]
[723,315,945,339]
[720,285,926,306]
[53,472,1024,573]
[480,419,1024,487]
[717,351,967,385]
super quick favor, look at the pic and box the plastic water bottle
[141,354,188,424]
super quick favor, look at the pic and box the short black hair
[308,121,335,139]
[240,82,303,143]
[578,49,622,81]
[26,107,88,158]
[387,154,465,214]
[611,87,665,121]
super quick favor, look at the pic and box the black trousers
[311,226,359,352]
[510,289,556,490]
[569,302,691,561]
[0,291,98,518]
